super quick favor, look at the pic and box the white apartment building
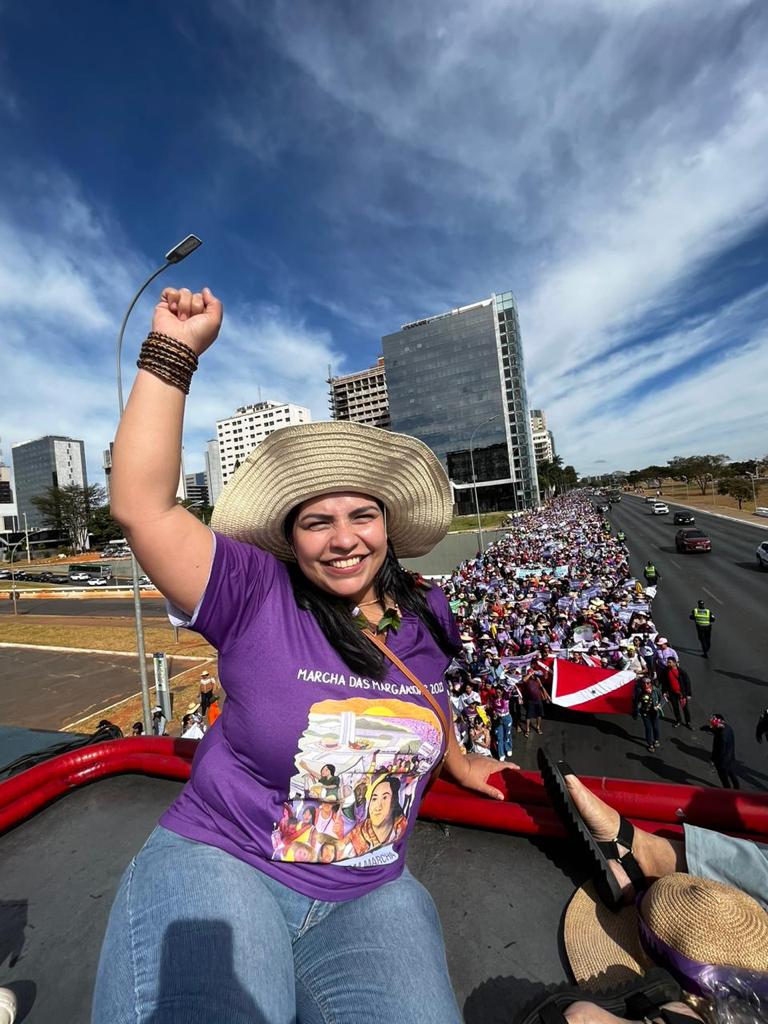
[530,409,556,465]
[328,357,390,429]
[216,401,311,486]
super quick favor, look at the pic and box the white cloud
[218,0,768,469]
[1,172,347,484]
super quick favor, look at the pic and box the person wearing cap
[701,714,739,789]
[689,599,714,658]
[660,657,692,729]
[150,706,166,737]
[95,284,512,1023]
[198,668,219,714]
[643,561,660,586]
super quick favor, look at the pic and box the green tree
[89,503,123,545]
[667,455,730,495]
[536,455,564,498]
[717,476,757,510]
[31,483,107,552]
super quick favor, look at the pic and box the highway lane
[3,598,167,618]
[605,495,768,789]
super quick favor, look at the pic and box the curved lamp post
[116,235,203,732]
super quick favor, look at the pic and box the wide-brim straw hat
[210,421,453,561]
[565,874,768,995]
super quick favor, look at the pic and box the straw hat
[565,875,768,995]
[210,421,453,561]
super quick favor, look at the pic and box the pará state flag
[550,659,636,715]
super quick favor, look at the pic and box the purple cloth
[637,903,768,1000]
[161,533,458,902]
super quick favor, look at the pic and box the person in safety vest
[643,561,660,585]
[689,599,715,658]
[616,530,626,543]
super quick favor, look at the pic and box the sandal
[517,966,682,1024]
[537,748,647,910]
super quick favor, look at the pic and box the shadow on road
[670,737,711,763]
[733,560,764,573]
[716,668,768,689]
[625,751,711,786]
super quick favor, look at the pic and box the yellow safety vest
[693,607,711,626]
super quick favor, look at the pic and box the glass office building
[11,436,88,530]
[382,292,539,514]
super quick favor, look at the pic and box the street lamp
[116,234,203,733]
[468,415,497,555]
[0,536,24,615]
[22,512,31,562]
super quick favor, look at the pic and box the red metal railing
[1,737,767,840]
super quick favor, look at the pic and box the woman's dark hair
[283,505,459,680]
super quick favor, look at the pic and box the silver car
[757,541,768,571]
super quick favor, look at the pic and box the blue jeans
[91,825,461,1024]
[642,711,660,746]
[494,713,513,759]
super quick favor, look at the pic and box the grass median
[0,616,214,658]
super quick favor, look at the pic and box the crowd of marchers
[438,493,742,787]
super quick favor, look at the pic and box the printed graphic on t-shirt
[271,697,442,869]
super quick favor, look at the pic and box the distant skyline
[1,0,767,490]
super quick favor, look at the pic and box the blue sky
[1,0,767,496]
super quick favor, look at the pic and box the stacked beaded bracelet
[136,331,199,394]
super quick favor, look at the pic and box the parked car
[673,511,695,525]
[757,541,768,571]
[675,528,712,553]
[652,502,669,515]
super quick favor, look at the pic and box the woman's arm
[110,286,223,616]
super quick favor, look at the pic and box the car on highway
[138,574,153,587]
[757,541,768,571]
[675,528,712,553]
[645,495,657,503]
[673,511,695,525]
[87,577,109,587]
[0,570,9,579]
[69,572,90,582]
[595,503,610,513]
[652,502,669,515]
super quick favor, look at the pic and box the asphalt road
[2,648,202,730]
[506,497,768,790]
[4,597,167,618]
[604,496,767,781]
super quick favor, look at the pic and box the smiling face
[290,492,388,605]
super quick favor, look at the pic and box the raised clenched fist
[152,287,223,356]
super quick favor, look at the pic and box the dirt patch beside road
[0,615,214,658]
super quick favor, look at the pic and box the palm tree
[536,455,564,499]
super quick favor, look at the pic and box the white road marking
[701,586,723,605]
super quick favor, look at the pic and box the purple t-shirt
[161,532,459,902]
